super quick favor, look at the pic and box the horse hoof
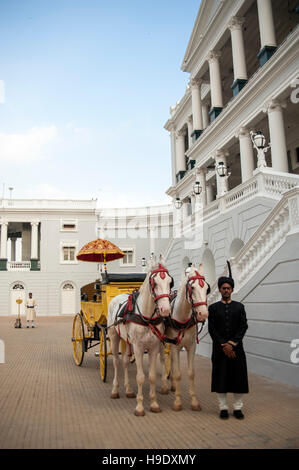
[111,393,120,399]
[150,406,161,413]
[126,392,136,398]
[134,409,145,417]
[191,404,201,411]
[160,388,169,395]
[172,404,182,411]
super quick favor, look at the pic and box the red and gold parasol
[76,238,125,272]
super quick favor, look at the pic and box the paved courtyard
[0,315,298,449]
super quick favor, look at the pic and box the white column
[190,78,203,138]
[236,127,255,181]
[176,130,186,173]
[11,237,17,261]
[215,150,229,198]
[202,104,209,129]
[30,222,39,260]
[228,17,247,94]
[187,116,193,148]
[0,222,8,259]
[206,183,214,204]
[170,127,177,186]
[197,168,207,207]
[207,51,223,109]
[267,100,288,172]
[257,0,277,49]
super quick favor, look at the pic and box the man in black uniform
[208,272,249,419]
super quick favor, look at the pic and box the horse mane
[176,266,197,297]
[138,262,167,295]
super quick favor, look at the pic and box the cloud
[0,126,57,163]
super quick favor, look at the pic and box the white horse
[165,264,209,411]
[107,256,173,416]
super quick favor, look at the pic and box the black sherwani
[208,300,249,393]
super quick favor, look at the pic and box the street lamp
[174,197,183,209]
[250,130,270,168]
[141,257,147,272]
[185,262,193,275]
[216,161,228,177]
[192,180,202,195]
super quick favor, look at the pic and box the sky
[0,0,200,207]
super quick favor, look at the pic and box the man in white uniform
[26,292,37,328]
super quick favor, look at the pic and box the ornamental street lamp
[192,180,202,195]
[174,197,183,209]
[250,130,270,169]
[216,161,228,177]
[185,262,193,275]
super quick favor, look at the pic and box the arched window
[229,238,244,258]
[201,249,216,286]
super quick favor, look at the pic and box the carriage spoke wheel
[99,326,107,382]
[72,313,85,366]
[164,344,171,379]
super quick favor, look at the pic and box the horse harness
[112,265,174,344]
[164,271,209,346]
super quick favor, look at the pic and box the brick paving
[0,315,298,449]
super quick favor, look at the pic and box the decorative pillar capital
[176,128,186,138]
[235,127,251,139]
[228,16,245,32]
[190,77,203,89]
[206,50,221,63]
[264,99,287,114]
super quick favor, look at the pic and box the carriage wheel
[72,313,85,366]
[99,326,107,382]
[164,344,171,379]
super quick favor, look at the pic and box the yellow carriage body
[80,273,146,327]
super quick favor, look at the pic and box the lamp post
[192,180,202,196]
[185,262,193,275]
[174,197,183,209]
[250,130,270,169]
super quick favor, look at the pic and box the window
[60,241,78,264]
[63,246,76,261]
[120,248,135,266]
[60,219,78,232]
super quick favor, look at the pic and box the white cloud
[28,183,70,199]
[0,126,57,163]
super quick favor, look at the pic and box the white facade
[164,0,299,387]
[0,199,98,316]
[96,204,173,273]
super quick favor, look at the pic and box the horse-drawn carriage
[72,237,209,415]
[72,272,146,381]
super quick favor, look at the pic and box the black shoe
[233,410,244,419]
[220,410,229,419]
[26,326,29,328]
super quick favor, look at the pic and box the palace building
[0,199,98,316]
[0,0,298,388]
[164,0,299,387]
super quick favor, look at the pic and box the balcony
[7,261,41,271]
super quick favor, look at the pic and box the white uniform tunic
[26,298,37,321]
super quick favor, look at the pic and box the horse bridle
[186,271,210,310]
[149,264,174,303]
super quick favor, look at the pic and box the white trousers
[217,393,243,410]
